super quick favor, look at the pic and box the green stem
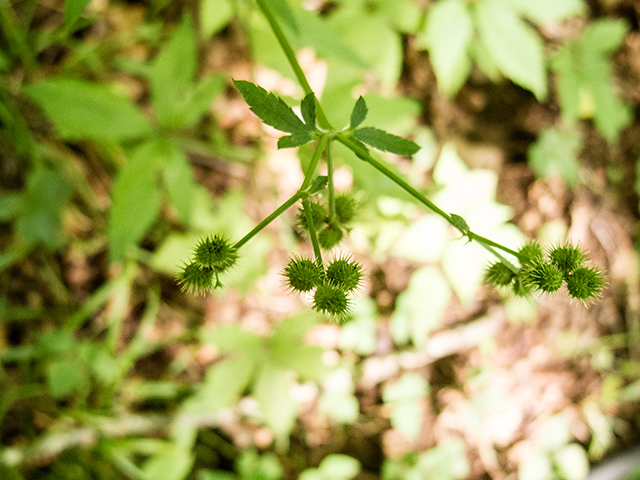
[302,197,323,266]
[337,133,450,220]
[337,133,522,265]
[300,135,328,191]
[254,0,332,130]
[327,140,336,223]
[234,191,303,249]
[468,232,521,259]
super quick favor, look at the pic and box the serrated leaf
[420,0,473,97]
[108,141,162,262]
[504,0,585,23]
[234,80,310,135]
[278,132,313,149]
[354,127,420,156]
[475,0,547,100]
[151,15,197,127]
[23,78,152,141]
[301,92,316,128]
[349,96,368,129]
[160,139,195,224]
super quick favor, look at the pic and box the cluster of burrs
[485,242,605,305]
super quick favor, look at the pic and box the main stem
[254,0,333,130]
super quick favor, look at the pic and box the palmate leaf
[233,80,311,136]
[354,127,420,156]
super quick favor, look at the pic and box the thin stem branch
[337,133,523,266]
[302,198,323,266]
[337,133,450,220]
[234,191,302,249]
[327,140,336,223]
[300,135,328,191]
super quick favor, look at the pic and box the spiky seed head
[525,260,564,294]
[518,241,544,266]
[335,193,358,225]
[549,244,585,275]
[485,261,516,287]
[326,256,363,292]
[566,266,605,306]
[512,274,533,297]
[193,234,238,272]
[313,282,350,319]
[297,200,326,232]
[283,256,324,292]
[176,262,215,295]
[318,222,344,250]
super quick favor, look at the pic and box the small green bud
[326,256,363,292]
[334,193,358,225]
[518,241,544,266]
[313,282,350,319]
[566,266,605,305]
[283,256,324,292]
[526,260,564,294]
[193,234,238,272]
[177,262,215,294]
[485,261,515,287]
[318,222,344,249]
[549,244,585,275]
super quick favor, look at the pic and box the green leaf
[0,192,22,222]
[277,132,313,149]
[160,139,195,224]
[108,141,162,262]
[65,0,91,26]
[449,213,470,234]
[254,365,298,443]
[141,445,194,480]
[47,359,86,398]
[475,0,547,100]
[183,353,255,414]
[200,0,234,38]
[308,175,328,194]
[552,44,581,122]
[301,92,316,128]
[16,168,72,248]
[419,0,473,97]
[318,455,361,479]
[354,127,420,156]
[151,15,197,127]
[349,96,368,129]
[234,80,310,135]
[269,0,298,34]
[23,78,152,141]
[174,75,226,129]
[528,126,582,187]
[504,0,585,23]
[554,444,589,480]
[582,18,628,53]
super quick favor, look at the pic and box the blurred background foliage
[1,0,640,479]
